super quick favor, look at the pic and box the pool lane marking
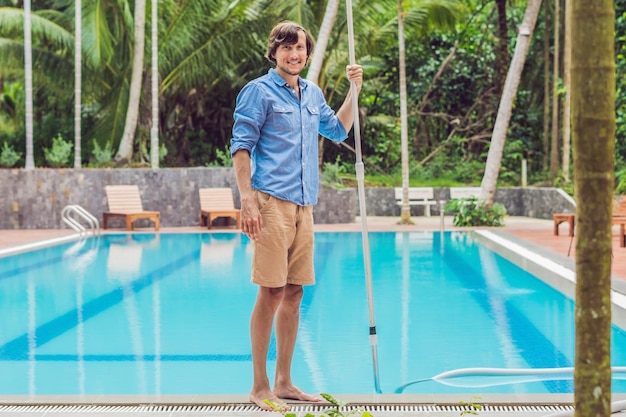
[0,248,269,362]
[441,238,573,392]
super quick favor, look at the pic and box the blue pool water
[1,231,626,396]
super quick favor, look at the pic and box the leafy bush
[322,157,347,188]
[445,197,506,227]
[91,139,114,167]
[44,133,72,167]
[0,141,22,167]
[206,145,233,167]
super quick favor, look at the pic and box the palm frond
[0,7,74,51]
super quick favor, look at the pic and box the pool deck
[2,216,626,416]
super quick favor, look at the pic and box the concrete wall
[0,168,574,229]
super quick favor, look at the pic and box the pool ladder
[61,205,100,236]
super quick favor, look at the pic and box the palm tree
[561,0,571,182]
[550,0,560,181]
[115,0,146,163]
[24,0,34,169]
[0,0,134,164]
[395,0,461,223]
[398,0,411,223]
[74,0,82,168]
[571,0,615,415]
[150,0,158,169]
[307,0,340,85]
[480,0,542,204]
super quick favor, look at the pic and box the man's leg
[273,284,321,402]
[250,286,284,410]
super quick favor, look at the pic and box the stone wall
[0,168,357,229]
[0,168,575,229]
[363,186,575,219]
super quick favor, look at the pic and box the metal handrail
[61,205,100,236]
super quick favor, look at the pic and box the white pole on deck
[345,0,381,394]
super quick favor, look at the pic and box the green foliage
[409,151,483,186]
[264,393,373,417]
[459,396,483,415]
[215,145,233,167]
[0,141,22,167]
[445,197,506,227]
[91,140,114,167]
[322,157,347,188]
[43,134,73,168]
[616,165,626,196]
[554,174,575,197]
[1,0,622,178]
[206,145,234,167]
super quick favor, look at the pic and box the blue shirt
[230,69,348,206]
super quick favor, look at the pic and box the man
[230,20,363,410]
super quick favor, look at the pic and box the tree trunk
[24,0,34,170]
[542,0,550,173]
[307,0,339,85]
[74,0,82,169]
[398,0,411,224]
[480,0,542,204]
[308,0,339,170]
[571,0,615,415]
[494,0,508,97]
[115,0,147,163]
[561,0,571,182]
[550,0,561,181]
[150,0,159,169]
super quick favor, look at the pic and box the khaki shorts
[251,191,315,288]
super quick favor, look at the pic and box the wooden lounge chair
[199,188,241,229]
[103,185,160,231]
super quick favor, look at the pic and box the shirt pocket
[305,106,320,132]
[270,104,295,131]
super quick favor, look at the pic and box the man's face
[273,30,308,78]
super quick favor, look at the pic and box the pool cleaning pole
[345,0,382,394]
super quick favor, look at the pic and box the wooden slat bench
[394,187,437,217]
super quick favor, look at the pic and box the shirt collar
[268,68,308,91]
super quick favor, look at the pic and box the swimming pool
[1,231,625,396]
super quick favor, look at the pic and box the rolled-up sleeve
[231,84,264,156]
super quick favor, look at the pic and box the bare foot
[250,389,290,411]
[273,385,322,403]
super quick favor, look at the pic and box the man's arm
[336,64,363,131]
[232,149,263,240]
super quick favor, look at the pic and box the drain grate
[0,403,575,414]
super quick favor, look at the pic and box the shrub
[44,134,72,167]
[322,157,347,188]
[0,141,22,167]
[91,139,114,167]
[445,197,507,227]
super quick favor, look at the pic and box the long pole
[345,0,381,394]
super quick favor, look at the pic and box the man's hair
[265,21,315,64]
